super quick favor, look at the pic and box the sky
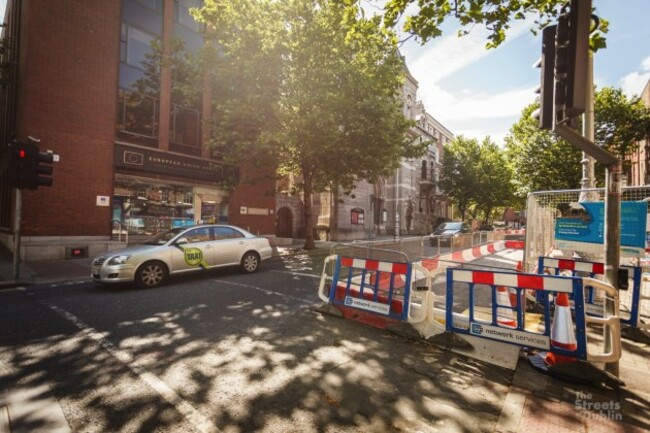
[1,0,648,146]
[393,0,650,144]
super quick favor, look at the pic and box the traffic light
[7,140,54,189]
[8,141,37,189]
[533,25,557,130]
[35,149,54,188]
[554,0,591,123]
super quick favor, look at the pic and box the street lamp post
[394,165,400,240]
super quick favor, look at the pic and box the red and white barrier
[420,240,524,271]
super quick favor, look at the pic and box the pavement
[0,240,649,432]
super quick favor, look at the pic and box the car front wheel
[240,252,260,273]
[135,261,168,288]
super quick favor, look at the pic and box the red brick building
[0,0,275,260]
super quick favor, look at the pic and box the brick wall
[228,165,276,235]
[16,0,120,236]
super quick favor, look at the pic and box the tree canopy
[381,0,608,49]
[505,86,650,196]
[195,0,426,248]
[441,136,514,223]
[594,87,650,159]
[504,103,583,198]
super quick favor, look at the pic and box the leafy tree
[506,87,650,196]
[381,0,607,49]
[196,0,425,249]
[594,87,650,176]
[475,137,514,224]
[441,136,481,221]
[504,103,583,197]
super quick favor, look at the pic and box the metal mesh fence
[525,186,650,270]
[525,186,650,328]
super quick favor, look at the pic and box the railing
[340,231,498,263]
[111,219,129,244]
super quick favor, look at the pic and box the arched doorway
[276,207,293,238]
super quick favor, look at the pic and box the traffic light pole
[12,188,21,280]
[580,55,596,200]
[604,162,621,377]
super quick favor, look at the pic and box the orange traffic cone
[496,286,517,328]
[544,292,577,365]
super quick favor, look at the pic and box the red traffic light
[7,140,55,189]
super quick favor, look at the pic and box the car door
[169,226,217,274]
[213,226,247,266]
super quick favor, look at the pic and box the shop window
[183,193,194,205]
[351,208,365,225]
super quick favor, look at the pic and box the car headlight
[107,255,130,265]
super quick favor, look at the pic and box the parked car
[91,224,273,289]
[429,221,473,247]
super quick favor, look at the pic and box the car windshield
[439,222,462,230]
[143,227,187,245]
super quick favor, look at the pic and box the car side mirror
[176,237,189,245]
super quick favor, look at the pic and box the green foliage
[381,0,608,50]
[441,136,481,221]
[505,103,583,197]
[594,87,650,159]
[195,0,425,247]
[505,89,650,197]
[475,138,515,223]
[442,136,515,223]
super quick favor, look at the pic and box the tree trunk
[331,188,339,241]
[303,179,316,249]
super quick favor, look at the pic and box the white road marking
[39,299,222,433]
[212,279,319,307]
[268,269,320,278]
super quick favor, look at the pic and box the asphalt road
[0,251,518,433]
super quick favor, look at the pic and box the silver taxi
[91,224,273,288]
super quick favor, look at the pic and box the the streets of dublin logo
[575,391,622,421]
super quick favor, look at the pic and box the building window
[174,0,203,31]
[351,208,365,225]
[171,105,201,148]
[123,25,156,69]
[421,160,427,180]
[135,0,163,11]
[117,89,159,142]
